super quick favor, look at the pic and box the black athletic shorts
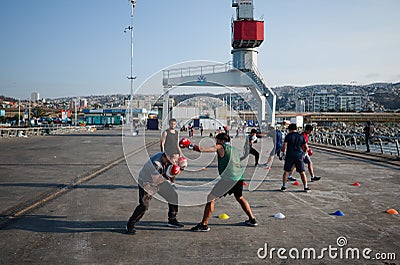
[284,156,305,173]
[211,179,244,198]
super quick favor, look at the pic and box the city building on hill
[80,98,88,108]
[295,99,305,113]
[313,91,336,112]
[338,94,362,112]
[313,91,363,112]
[31,92,40,102]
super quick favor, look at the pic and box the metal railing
[161,60,269,89]
[0,125,89,139]
[162,62,234,80]
[310,132,400,156]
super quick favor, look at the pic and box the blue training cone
[331,210,345,216]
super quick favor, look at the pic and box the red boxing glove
[166,164,181,180]
[178,156,188,169]
[308,148,313,156]
[179,138,191,148]
[170,164,181,175]
[188,144,200,152]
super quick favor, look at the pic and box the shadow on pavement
[0,183,138,190]
[3,216,249,234]
[3,215,128,234]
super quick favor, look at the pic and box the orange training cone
[293,181,300,186]
[352,182,361,186]
[386,209,398,215]
[243,181,248,186]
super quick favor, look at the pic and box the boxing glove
[166,164,181,179]
[188,143,200,152]
[308,148,313,156]
[178,156,188,169]
[179,138,191,148]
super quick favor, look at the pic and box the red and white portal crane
[161,0,276,129]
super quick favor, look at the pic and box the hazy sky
[1,0,399,99]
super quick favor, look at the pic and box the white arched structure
[161,62,276,131]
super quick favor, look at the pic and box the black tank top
[164,130,179,157]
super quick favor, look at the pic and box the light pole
[125,0,136,132]
[28,97,31,127]
[18,98,21,127]
[229,92,232,127]
[74,98,78,126]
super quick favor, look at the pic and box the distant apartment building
[313,92,363,112]
[313,92,336,112]
[31,92,40,102]
[126,99,153,110]
[69,100,76,110]
[295,99,306,113]
[172,106,200,122]
[80,98,88,108]
[338,95,362,112]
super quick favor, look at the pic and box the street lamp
[18,98,21,127]
[125,0,136,133]
[74,97,78,126]
[28,97,31,127]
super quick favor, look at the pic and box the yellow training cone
[386,209,398,215]
[219,213,230,220]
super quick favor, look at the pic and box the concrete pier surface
[0,128,399,264]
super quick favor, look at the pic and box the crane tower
[162,0,276,129]
[231,0,264,70]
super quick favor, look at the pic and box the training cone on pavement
[332,210,345,216]
[274,213,285,219]
[386,209,398,215]
[200,167,206,171]
[243,181,248,186]
[293,181,300,186]
[352,182,361,186]
[219,213,230,220]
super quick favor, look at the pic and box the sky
[1,0,400,99]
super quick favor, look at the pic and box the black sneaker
[190,223,210,232]
[126,224,136,235]
[288,176,297,181]
[311,176,321,182]
[245,219,258,227]
[304,187,311,193]
[167,219,184,228]
[280,186,287,192]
